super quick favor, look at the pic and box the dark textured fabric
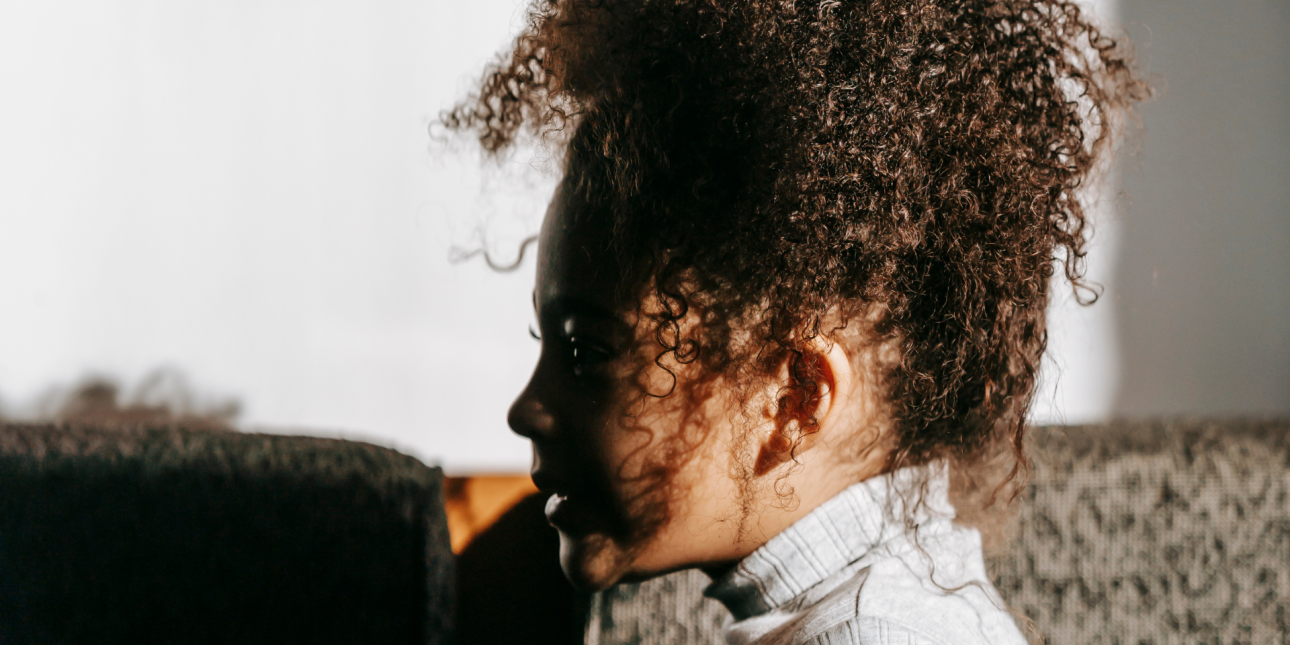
[0,423,453,645]
[589,418,1290,645]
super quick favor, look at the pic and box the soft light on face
[506,180,749,590]
[507,175,889,590]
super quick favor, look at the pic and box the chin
[556,530,636,591]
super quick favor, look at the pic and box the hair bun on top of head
[444,0,1148,502]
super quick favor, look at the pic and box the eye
[567,336,614,376]
[528,324,541,341]
[569,338,611,363]
[557,315,623,378]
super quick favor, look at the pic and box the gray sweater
[703,465,1027,645]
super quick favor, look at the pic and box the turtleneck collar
[702,464,955,621]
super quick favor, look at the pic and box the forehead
[534,180,622,314]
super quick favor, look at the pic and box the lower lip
[544,493,567,520]
[544,492,594,535]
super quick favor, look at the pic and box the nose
[507,385,558,442]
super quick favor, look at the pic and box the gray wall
[1114,1,1290,416]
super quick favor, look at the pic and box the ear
[753,338,855,476]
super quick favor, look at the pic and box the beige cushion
[588,419,1290,644]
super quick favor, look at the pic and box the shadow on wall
[0,368,240,430]
[1113,0,1290,416]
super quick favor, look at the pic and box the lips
[546,489,606,537]
[544,492,568,518]
[533,471,601,536]
[544,492,572,525]
[530,470,573,497]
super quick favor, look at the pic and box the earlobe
[753,428,796,476]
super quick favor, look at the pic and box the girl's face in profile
[509,176,875,590]
[507,181,753,590]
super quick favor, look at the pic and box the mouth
[543,492,569,521]
[530,470,571,497]
[532,471,599,536]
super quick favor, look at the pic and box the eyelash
[568,337,613,377]
[529,322,614,375]
[568,338,612,363]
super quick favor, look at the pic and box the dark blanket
[0,423,452,645]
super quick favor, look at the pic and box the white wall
[0,0,1133,473]
[0,0,551,471]
[1112,0,1290,417]
[1028,0,1124,426]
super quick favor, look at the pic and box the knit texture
[588,418,1290,645]
[0,423,453,645]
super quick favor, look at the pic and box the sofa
[2,418,1284,644]
[0,423,453,645]
[586,418,1290,645]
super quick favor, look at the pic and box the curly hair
[443,0,1146,516]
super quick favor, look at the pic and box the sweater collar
[702,464,954,621]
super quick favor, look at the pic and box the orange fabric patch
[443,475,538,553]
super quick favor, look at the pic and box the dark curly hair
[443,0,1146,518]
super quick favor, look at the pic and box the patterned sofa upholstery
[586,419,1290,645]
[0,423,454,645]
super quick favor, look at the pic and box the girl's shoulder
[735,524,1029,645]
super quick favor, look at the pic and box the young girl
[446,0,1145,642]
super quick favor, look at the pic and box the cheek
[587,397,673,532]
[612,375,748,556]
[561,357,747,582]
[601,394,765,578]
[569,368,701,539]
[643,387,749,530]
